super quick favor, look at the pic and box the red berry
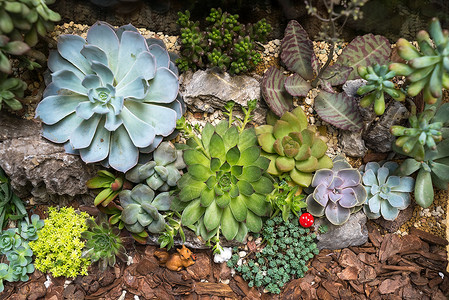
[299,213,314,228]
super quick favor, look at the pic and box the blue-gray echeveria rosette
[360,161,414,221]
[35,21,184,172]
[306,155,367,225]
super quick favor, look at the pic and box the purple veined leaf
[318,79,334,93]
[261,66,293,117]
[284,74,311,97]
[336,34,391,80]
[280,20,316,81]
[314,91,363,131]
[320,64,353,86]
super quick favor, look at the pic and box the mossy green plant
[29,207,91,278]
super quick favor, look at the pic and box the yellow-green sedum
[29,207,91,278]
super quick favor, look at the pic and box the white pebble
[238,251,247,258]
[214,247,232,263]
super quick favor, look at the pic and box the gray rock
[0,113,99,204]
[180,69,267,124]
[373,202,415,233]
[342,79,367,98]
[315,211,368,250]
[363,100,409,152]
[340,130,368,157]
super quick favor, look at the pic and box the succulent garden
[0,0,448,299]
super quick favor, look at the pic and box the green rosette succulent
[256,107,333,188]
[360,162,414,220]
[119,184,172,236]
[126,141,186,192]
[389,18,449,104]
[306,155,367,225]
[178,120,274,242]
[357,64,406,115]
[81,214,127,271]
[391,103,449,161]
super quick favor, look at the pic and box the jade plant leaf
[335,33,391,80]
[314,91,363,131]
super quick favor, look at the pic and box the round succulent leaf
[325,202,351,225]
[251,175,274,195]
[204,201,222,231]
[165,166,182,186]
[310,138,327,158]
[383,191,407,208]
[317,155,333,169]
[178,177,205,202]
[153,142,177,166]
[290,168,313,187]
[381,161,398,174]
[265,153,281,175]
[380,201,400,221]
[119,190,135,208]
[353,185,368,205]
[245,210,263,233]
[151,192,172,211]
[363,204,381,219]
[253,156,270,171]
[294,144,311,161]
[275,156,295,172]
[337,169,362,188]
[306,194,325,216]
[154,166,169,181]
[238,128,257,151]
[205,176,216,189]
[234,223,248,243]
[255,125,274,136]
[280,110,303,132]
[223,126,239,152]
[215,120,228,136]
[121,204,140,224]
[141,203,160,220]
[295,156,318,172]
[125,222,145,234]
[226,146,241,165]
[377,167,389,185]
[273,139,285,156]
[181,199,205,226]
[238,146,260,166]
[273,120,293,140]
[338,188,358,208]
[229,184,240,198]
[221,206,239,240]
[239,166,263,182]
[385,176,400,188]
[130,184,155,204]
[300,129,314,146]
[243,193,268,216]
[237,180,254,196]
[282,137,299,158]
[183,149,209,167]
[188,164,213,182]
[365,162,380,174]
[230,195,248,222]
[201,123,215,151]
[362,169,378,186]
[210,158,221,172]
[430,161,449,182]
[220,162,231,172]
[311,169,334,187]
[127,162,156,183]
[200,187,215,207]
[136,211,153,227]
[368,194,381,213]
[147,218,166,233]
[313,183,329,206]
[257,132,276,154]
[209,133,226,161]
[216,193,231,208]
[146,175,164,190]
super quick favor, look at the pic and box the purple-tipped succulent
[306,155,367,225]
[35,21,184,172]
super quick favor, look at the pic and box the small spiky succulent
[360,161,414,220]
[177,120,274,244]
[120,184,172,236]
[81,214,127,271]
[357,64,406,115]
[256,106,333,188]
[391,103,449,161]
[125,142,186,192]
[35,21,184,172]
[389,18,449,104]
[306,155,367,225]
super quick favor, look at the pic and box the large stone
[315,211,368,250]
[340,130,368,157]
[180,69,267,124]
[0,113,99,204]
[363,100,409,152]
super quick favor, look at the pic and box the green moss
[29,207,91,278]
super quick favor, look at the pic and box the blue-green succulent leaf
[35,95,84,125]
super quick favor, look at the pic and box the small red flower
[299,213,314,228]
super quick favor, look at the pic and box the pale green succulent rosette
[361,162,414,221]
[35,21,184,172]
[256,106,333,188]
[178,121,274,242]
